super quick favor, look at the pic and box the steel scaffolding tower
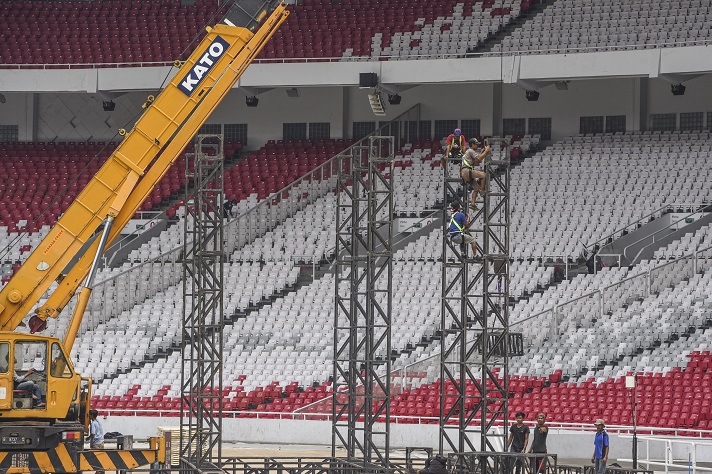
[181,135,225,472]
[440,139,518,459]
[333,136,395,466]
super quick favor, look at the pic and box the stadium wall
[101,416,707,461]
[2,76,712,144]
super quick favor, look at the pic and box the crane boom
[0,2,288,471]
[0,0,289,335]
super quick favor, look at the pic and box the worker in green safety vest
[448,204,477,256]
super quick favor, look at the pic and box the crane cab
[0,333,84,422]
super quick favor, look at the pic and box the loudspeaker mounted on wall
[359,72,378,88]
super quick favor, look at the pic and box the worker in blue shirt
[592,419,610,474]
[448,204,477,255]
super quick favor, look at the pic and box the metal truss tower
[333,136,395,466]
[440,139,519,458]
[181,134,225,472]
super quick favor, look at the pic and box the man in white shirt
[89,409,106,474]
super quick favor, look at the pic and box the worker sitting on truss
[460,138,490,208]
[441,128,467,171]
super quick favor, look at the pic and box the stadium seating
[0,0,534,65]
[653,223,712,260]
[260,0,532,61]
[511,131,712,259]
[0,140,241,282]
[0,0,217,65]
[0,141,235,231]
[0,0,703,66]
[4,129,711,435]
[499,0,712,53]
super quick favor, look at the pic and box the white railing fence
[512,245,712,338]
[618,434,712,474]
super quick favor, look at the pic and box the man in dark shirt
[529,413,548,473]
[223,199,237,220]
[506,411,530,474]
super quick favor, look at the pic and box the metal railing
[624,207,710,264]
[594,253,622,273]
[585,203,706,255]
[2,39,712,70]
[618,434,712,474]
[60,105,424,341]
[224,104,422,258]
[512,244,712,336]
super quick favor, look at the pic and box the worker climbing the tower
[461,138,490,208]
[448,204,477,256]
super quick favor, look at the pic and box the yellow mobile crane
[0,1,289,472]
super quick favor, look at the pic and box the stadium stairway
[476,0,559,54]
[95,260,314,385]
[598,210,712,266]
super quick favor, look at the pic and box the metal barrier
[224,104,422,258]
[556,465,584,474]
[512,243,712,340]
[446,452,557,474]
[585,202,706,255]
[697,245,712,273]
[624,207,710,264]
[555,292,601,334]
[649,257,694,296]
[600,272,647,314]
[618,434,712,474]
[594,254,622,273]
[606,468,654,474]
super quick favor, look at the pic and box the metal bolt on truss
[333,136,395,466]
[440,139,519,462]
[181,134,225,472]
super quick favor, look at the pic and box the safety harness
[449,213,464,237]
[449,134,465,155]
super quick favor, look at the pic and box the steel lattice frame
[333,136,394,466]
[181,134,225,472]
[440,140,511,458]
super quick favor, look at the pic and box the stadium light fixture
[387,94,401,105]
[245,95,259,107]
[286,88,300,98]
[525,90,540,101]
[102,100,116,112]
[670,83,686,96]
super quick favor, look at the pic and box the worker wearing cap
[460,138,490,208]
[592,419,609,474]
[441,128,468,171]
[448,204,477,256]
